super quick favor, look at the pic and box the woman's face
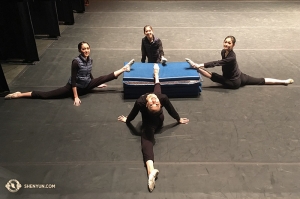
[223,38,235,52]
[79,43,90,58]
[144,26,154,40]
[146,94,161,112]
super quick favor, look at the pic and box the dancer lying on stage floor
[5,41,135,106]
[118,64,189,192]
[186,35,294,89]
[141,25,168,65]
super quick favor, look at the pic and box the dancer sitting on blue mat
[141,25,168,65]
[118,64,189,192]
[186,35,294,89]
[4,41,135,106]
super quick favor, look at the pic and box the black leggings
[210,72,265,89]
[31,73,116,99]
[141,83,164,163]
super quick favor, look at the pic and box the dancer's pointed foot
[185,58,199,68]
[284,78,294,85]
[4,91,21,100]
[153,64,159,78]
[153,63,160,75]
[124,59,135,72]
[153,64,160,83]
[148,169,159,192]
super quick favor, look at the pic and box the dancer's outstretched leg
[4,85,71,100]
[264,78,294,85]
[5,91,30,99]
[145,63,161,192]
[153,63,160,85]
[142,126,160,192]
[83,59,135,90]
[185,58,212,78]
[115,59,135,76]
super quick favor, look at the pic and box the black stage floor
[1,1,300,198]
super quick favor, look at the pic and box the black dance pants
[210,72,265,89]
[31,73,116,99]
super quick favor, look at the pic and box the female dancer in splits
[5,41,135,106]
[141,25,168,65]
[118,64,189,192]
[186,36,294,89]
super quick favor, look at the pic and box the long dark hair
[143,25,153,33]
[224,36,236,44]
[77,41,90,51]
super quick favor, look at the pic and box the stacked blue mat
[123,62,202,99]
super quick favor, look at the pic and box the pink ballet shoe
[284,78,294,85]
[185,58,199,68]
[148,169,159,192]
[153,63,160,77]
[124,59,135,72]
[4,92,21,100]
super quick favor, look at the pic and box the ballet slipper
[185,58,199,69]
[153,64,160,77]
[285,79,294,85]
[148,169,159,192]
[153,63,159,73]
[4,92,21,100]
[124,59,135,72]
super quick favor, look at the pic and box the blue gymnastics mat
[123,62,202,99]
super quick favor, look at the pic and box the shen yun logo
[5,179,56,193]
[5,179,22,193]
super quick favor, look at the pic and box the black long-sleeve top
[141,35,164,63]
[126,93,180,124]
[204,49,241,80]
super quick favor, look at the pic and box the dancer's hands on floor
[118,115,127,123]
[74,97,81,106]
[178,118,189,124]
[97,84,107,88]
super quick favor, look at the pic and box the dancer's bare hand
[74,97,81,106]
[97,84,107,88]
[118,115,127,123]
[178,118,189,124]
